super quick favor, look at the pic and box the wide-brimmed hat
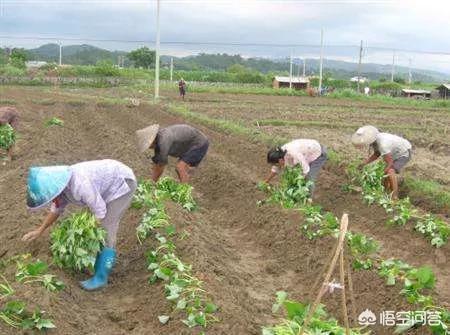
[27,166,72,209]
[351,125,379,146]
[135,124,160,153]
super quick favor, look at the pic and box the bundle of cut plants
[0,124,16,150]
[50,211,106,272]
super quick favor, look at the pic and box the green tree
[95,60,119,76]
[227,64,247,73]
[128,47,156,69]
[9,48,28,69]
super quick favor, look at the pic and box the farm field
[0,85,449,334]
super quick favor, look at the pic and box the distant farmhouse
[272,76,309,90]
[436,84,450,99]
[25,61,48,69]
[350,76,368,83]
[401,88,431,99]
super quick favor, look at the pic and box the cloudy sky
[1,0,450,73]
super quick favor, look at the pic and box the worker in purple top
[0,106,19,160]
[22,159,137,291]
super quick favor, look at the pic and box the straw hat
[351,125,379,145]
[135,124,160,153]
[27,166,72,209]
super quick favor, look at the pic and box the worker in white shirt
[352,125,412,200]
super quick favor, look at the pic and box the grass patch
[329,91,450,111]
[0,99,16,105]
[254,119,436,133]
[66,100,87,107]
[404,177,450,213]
[32,98,57,106]
[167,103,287,146]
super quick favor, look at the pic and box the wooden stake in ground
[299,213,350,335]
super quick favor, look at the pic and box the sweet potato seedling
[15,259,65,292]
[0,124,16,150]
[0,300,55,331]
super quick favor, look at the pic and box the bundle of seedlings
[50,211,106,272]
[0,124,16,150]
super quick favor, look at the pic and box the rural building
[25,61,48,69]
[436,84,450,99]
[401,89,431,99]
[350,76,368,83]
[272,76,309,90]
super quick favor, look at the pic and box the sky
[1,0,450,73]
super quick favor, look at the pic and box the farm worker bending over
[352,125,412,200]
[0,106,19,160]
[22,159,137,291]
[136,124,209,183]
[265,139,328,197]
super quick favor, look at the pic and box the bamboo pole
[299,214,349,335]
[347,259,358,326]
[340,249,350,335]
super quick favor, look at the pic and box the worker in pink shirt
[265,139,328,196]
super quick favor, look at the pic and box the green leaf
[158,315,170,324]
[36,318,56,330]
[204,302,218,314]
[284,300,306,320]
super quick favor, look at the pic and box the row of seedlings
[345,161,449,247]
[132,177,218,329]
[258,167,449,334]
[0,254,64,332]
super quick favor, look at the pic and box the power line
[2,35,450,57]
[0,35,358,48]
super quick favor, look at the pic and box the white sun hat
[351,125,379,146]
[135,124,160,153]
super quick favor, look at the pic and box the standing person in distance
[178,78,187,100]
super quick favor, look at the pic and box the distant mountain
[26,43,128,66]
[22,44,449,82]
[166,54,448,83]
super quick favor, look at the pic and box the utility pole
[303,58,306,77]
[289,52,293,89]
[297,58,301,77]
[357,40,363,92]
[391,50,395,82]
[170,57,173,81]
[408,58,412,85]
[154,0,161,101]
[58,41,62,66]
[319,28,324,95]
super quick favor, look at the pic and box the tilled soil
[0,86,448,335]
